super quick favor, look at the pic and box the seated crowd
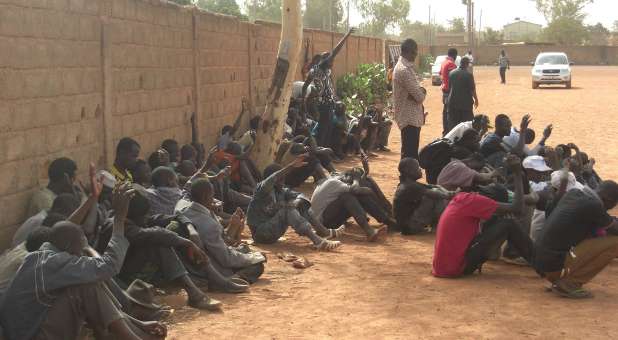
[1,49,618,339]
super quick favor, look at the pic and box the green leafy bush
[336,63,388,116]
[419,54,434,74]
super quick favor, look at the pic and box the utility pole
[478,9,482,46]
[346,0,350,31]
[329,0,333,31]
[463,0,474,51]
[428,5,431,46]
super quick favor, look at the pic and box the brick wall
[0,0,387,249]
[427,45,618,66]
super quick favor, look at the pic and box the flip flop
[292,257,313,269]
[315,239,341,251]
[551,284,593,299]
[277,252,299,262]
[366,225,388,242]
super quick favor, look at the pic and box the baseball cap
[550,171,584,191]
[522,155,552,172]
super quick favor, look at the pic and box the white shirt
[310,178,351,222]
[444,121,473,142]
[502,127,542,156]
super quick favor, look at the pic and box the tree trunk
[251,0,302,171]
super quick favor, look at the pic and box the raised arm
[230,98,249,136]
[328,28,355,62]
[512,114,531,157]
[495,155,524,215]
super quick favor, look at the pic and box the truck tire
[566,81,572,89]
[532,81,539,89]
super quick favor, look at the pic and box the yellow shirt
[110,164,133,184]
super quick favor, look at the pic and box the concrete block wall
[0,0,387,249]
[428,45,618,66]
[0,0,104,246]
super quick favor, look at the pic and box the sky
[350,0,618,30]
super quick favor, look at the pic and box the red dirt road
[164,66,618,339]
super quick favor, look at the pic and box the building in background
[503,20,542,42]
[434,32,467,46]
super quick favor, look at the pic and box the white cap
[522,155,552,172]
[550,171,584,191]
[97,170,117,189]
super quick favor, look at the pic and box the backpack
[418,138,453,170]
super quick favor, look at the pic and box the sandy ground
[163,66,618,339]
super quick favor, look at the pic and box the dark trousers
[463,218,534,275]
[401,125,421,160]
[499,67,507,84]
[442,92,449,136]
[321,192,391,229]
[316,102,334,147]
[285,155,320,187]
[447,107,473,132]
[34,283,124,340]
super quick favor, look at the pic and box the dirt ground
[164,66,618,339]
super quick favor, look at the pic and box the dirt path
[164,66,618,339]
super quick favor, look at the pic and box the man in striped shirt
[392,39,427,160]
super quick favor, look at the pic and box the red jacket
[440,57,457,93]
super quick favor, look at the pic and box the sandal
[551,281,593,299]
[327,226,346,239]
[315,239,341,251]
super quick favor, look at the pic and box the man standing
[499,50,510,84]
[447,57,478,132]
[302,28,355,147]
[392,39,426,160]
[440,48,458,136]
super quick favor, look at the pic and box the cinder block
[23,127,46,157]
[0,6,23,37]
[45,124,67,153]
[5,132,26,162]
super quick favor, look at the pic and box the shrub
[336,63,388,116]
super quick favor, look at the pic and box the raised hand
[519,114,531,132]
[112,183,136,224]
[291,154,309,168]
[543,124,553,139]
[89,163,103,199]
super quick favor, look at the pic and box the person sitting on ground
[450,128,481,160]
[13,193,80,247]
[275,136,330,187]
[148,149,171,172]
[131,160,153,188]
[437,153,499,192]
[112,137,141,183]
[394,158,457,235]
[444,114,491,143]
[503,124,553,156]
[0,227,50,298]
[161,139,180,168]
[432,154,534,278]
[27,157,81,218]
[369,101,392,152]
[212,142,259,194]
[480,114,530,167]
[180,144,198,166]
[0,185,168,340]
[246,155,342,251]
[176,160,198,186]
[119,191,223,310]
[533,180,618,299]
[329,101,350,160]
[310,155,396,242]
[345,115,373,156]
[179,179,266,284]
[145,167,184,216]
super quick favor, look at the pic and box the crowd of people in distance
[0,36,617,340]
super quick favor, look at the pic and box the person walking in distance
[499,50,510,84]
[440,48,458,136]
[447,57,478,132]
[392,39,427,159]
